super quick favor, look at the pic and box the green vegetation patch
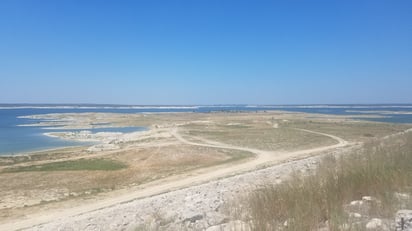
[3,158,127,172]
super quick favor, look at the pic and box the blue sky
[1,0,411,105]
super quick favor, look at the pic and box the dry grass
[0,143,252,220]
[182,124,335,151]
[284,119,406,142]
[238,133,412,230]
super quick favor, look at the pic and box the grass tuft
[237,132,412,230]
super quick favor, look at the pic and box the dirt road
[0,127,349,231]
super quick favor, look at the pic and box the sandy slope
[0,127,349,231]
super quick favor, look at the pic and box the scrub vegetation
[237,133,412,230]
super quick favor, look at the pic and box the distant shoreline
[2,104,412,110]
[2,105,412,156]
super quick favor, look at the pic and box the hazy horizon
[1,103,412,107]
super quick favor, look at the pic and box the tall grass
[241,133,412,230]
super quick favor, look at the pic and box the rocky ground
[29,147,350,231]
[26,142,412,231]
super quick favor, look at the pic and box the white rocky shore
[44,127,173,152]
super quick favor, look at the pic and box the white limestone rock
[366,218,383,230]
[396,210,412,231]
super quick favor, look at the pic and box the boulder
[362,196,374,202]
[181,211,204,223]
[396,210,412,231]
[366,218,383,230]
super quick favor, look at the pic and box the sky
[0,0,411,105]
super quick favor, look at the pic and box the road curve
[1,127,349,231]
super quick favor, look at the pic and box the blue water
[1,104,412,155]
[0,107,147,155]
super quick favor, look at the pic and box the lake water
[1,104,412,155]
